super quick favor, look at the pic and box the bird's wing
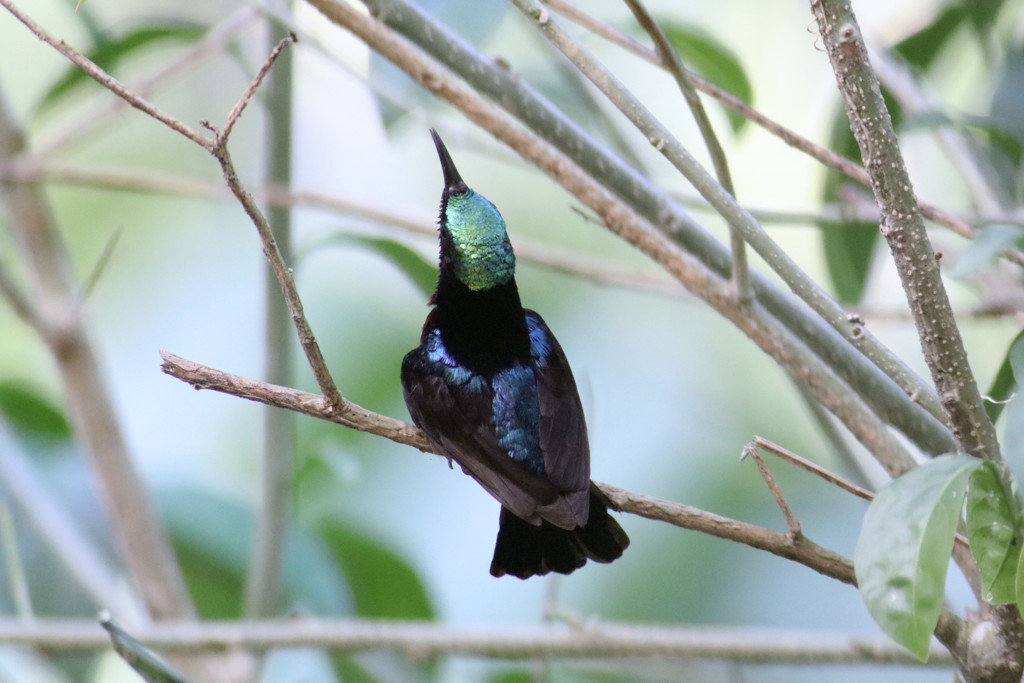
[401,344,565,525]
[525,310,591,495]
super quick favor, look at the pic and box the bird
[400,129,630,579]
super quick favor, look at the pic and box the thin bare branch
[622,0,749,302]
[0,617,958,665]
[751,436,873,502]
[741,444,802,537]
[216,32,297,147]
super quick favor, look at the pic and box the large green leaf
[346,236,437,299]
[892,6,965,70]
[157,488,351,618]
[855,455,984,660]
[1015,543,1024,618]
[101,615,191,683]
[820,119,877,301]
[950,223,1024,279]
[821,215,878,304]
[0,382,71,446]
[988,46,1024,198]
[983,330,1024,424]
[965,462,1020,603]
[319,520,434,620]
[659,21,753,133]
[36,23,205,115]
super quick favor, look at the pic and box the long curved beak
[430,128,469,197]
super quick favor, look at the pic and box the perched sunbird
[401,130,629,579]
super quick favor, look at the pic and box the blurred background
[0,0,1020,680]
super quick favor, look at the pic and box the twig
[160,351,429,450]
[0,617,958,665]
[750,434,973,563]
[215,33,295,147]
[751,436,873,502]
[622,0,749,303]
[741,444,802,537]
[179,31,342,410]
[1,2,336,421]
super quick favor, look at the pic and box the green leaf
[1015,543,1024,617]
[965,462,1020,603]
[822,216,878,303]
[951,223,1024,279]
[0,382,72,445]
[658,21,753,133]
[959,0,1008,38]
[855,455,984,660]
[319,520,434,620]
[964,115,1023,169]
[36,23,205,115]
[983,329,1024,424]
[892,6,965,71]
[100,613,191,683]
[318,235,437,299]
[988,46,1024,197]
[157,488,351,618]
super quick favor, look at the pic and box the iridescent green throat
[445,189,516,291]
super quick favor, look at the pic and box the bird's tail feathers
[489,486,629,579]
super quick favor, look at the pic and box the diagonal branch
[160,349,849,584]
[540,0,992,252]
[349,0,955,459]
